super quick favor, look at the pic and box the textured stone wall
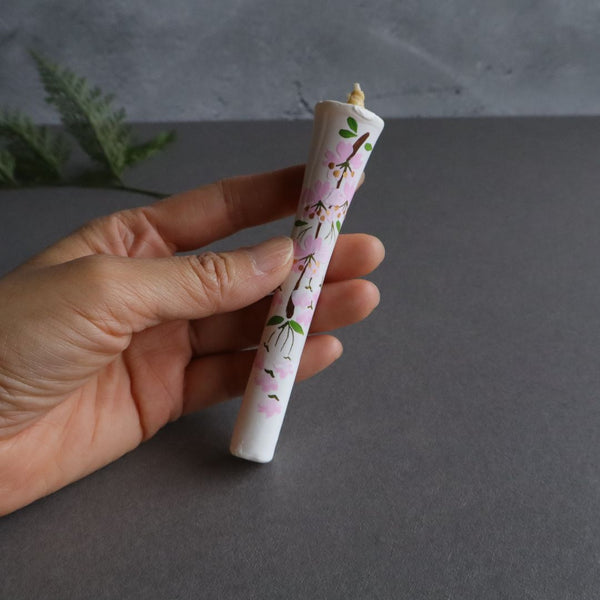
[2,0,599,122]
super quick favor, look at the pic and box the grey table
[2,118,600,599]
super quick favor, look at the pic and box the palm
[5,304,194,507]
[121,320,193,435]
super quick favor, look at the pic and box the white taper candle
[230,84,384,462]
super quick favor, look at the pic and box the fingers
[57,236,294,338]
[21,165,306,270]
[188,232,384,355]
[23,166,367,270]
[189,278,380,355]
[324,233,385,283]
[141,165,366,253]
[141,165,306,252]
[182,335,343,413]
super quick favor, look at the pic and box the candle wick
[346,83,365,107]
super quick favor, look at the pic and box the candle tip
[346,83,365,107]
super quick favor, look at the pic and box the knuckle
[64,255,129,337]
[72,255,117,299]
[78,254,111,279]
[79,211,144,255]
[188,251,236,312]
[81,211,124,239]
[216,178,244,231]
[78,209,171,257]
[112,207,170,254]
[73,212,128,256]
[105,210,133,238]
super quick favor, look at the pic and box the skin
[0,165,384,515]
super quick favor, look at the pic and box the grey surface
[3,0,600,121]
[2,117,600,598]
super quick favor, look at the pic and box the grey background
[3,117,600,598]
[2,0,600,122]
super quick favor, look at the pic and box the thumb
[65,236,294,335]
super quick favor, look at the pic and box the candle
[230,83,385,462]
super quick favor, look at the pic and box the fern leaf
[0,149,17,184]
[31,51,131,181]
[125,130,176,167]
[0,109,69,181]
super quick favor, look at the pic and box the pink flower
[258,398,282,418]
[293,237,328,277]
[274,359,294,379]
[295,309,313,329]
[312,180,331,203]
[303,236,322,255]
[292,289,317,310]
[341,180,357,203]
[324,142,363,171]
[254,369,278,393]
[294,236,325,262]
[292,290,310,308]
[301,180,332,215]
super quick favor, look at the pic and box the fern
[125,130,176,167]
[31,51,132,181]
[0,109,69,181]
[0,149,17,184]
[0,52,174,198]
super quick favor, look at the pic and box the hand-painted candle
[230,84,385,462]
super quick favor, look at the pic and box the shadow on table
[137,406,266,481]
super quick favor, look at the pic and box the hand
[0,165,384,515]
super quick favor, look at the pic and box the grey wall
[2,0,600,122]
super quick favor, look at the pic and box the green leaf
[267,394,280,401]
[0,149,17,184]
[267,315,284,326]
[289,320,304,334]
[364,142,373,151]
[336,220,341,233]
[294,220,308,227]
[265,369,275,378]
[31,51,131,180]
[0,109,69,181]
[339,129,357,138]
[125,130,176,167]
[347,117,358,133]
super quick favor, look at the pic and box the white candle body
[230,100,384,462]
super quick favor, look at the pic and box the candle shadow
[141,407,266,482]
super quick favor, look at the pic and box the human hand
[0,165,384,515]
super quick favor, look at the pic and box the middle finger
[189,278,380,356]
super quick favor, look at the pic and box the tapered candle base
[230,386,282,462]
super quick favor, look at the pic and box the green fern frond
[0,149,17,184]
[125,130,176,167]
[31,51,131,181]
[0,52,175,197]
[0,109,69,181]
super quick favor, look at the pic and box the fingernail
[249,236,293,274]
[333,338,344,359]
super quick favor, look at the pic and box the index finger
[142,164,305,252]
